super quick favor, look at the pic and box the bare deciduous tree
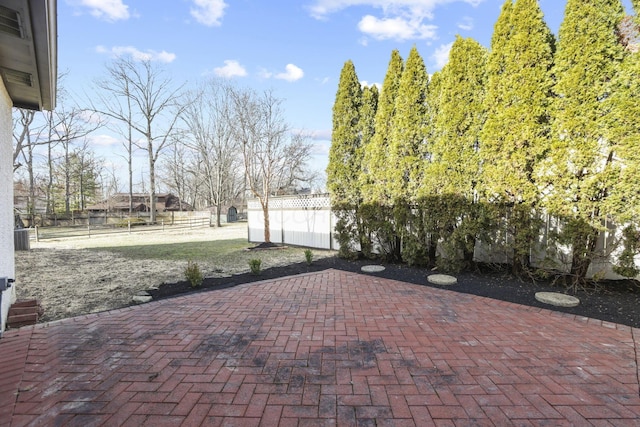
[13,105,101,216]
[52,105,102,214]
[12,109,35,172]
[12,109,37,224]
[162,136,194,211]
[92,58,185,223]
[180,80,243,226]
[231,88,314,243]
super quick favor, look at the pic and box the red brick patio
[1,269,639,426]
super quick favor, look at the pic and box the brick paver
[1,269,639,426]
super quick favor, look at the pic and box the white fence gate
[247,194,338,250]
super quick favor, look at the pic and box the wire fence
[30,216,211,242]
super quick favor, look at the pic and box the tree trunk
[511,204,533,276]
[262,201,271,243]
[148,135,156,224]
[570,226,599,285]
[127,91,134,216]
[79,162,85,211]
[46,140,55,214]
[27,138,35,226]
[128,136,133,216]
[216,204,222,228]
[214,167,223,227]
[64,140,71,215]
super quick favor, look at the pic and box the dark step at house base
[7,300,43,328]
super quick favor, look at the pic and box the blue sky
[58,0,635,187]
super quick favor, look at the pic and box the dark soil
[147,257,640,328]
[248,242,285,250]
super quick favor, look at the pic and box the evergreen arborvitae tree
[427,36,488,269]
[610,2,640,277]
[611,2,640,223]
[481,0,555,274]
[327,60,362,208]
[483,0,514,114]
[355,85,379,257]
[387,46,429,204]
[431,36,487,197]
[327,60,363,258]
[379,46,429,264]
[423,69,442,180]
[359,85,378,154]
[361,50,403,205]
[545,0,626,283]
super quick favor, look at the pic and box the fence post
[35,226,39,242]
[88,225,91,238]
[128,220,131,234]
[329,209,333,251]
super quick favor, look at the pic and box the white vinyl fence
[248,194,337,250]
[248,195,639,280]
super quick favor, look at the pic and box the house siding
[0,80,16,333]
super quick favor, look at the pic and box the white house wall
[0,80,16,333]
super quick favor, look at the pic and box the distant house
[13,180,48,215]
[86,193,193,213]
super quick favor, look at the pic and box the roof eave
[30,0,57,111]
[0,0,57,111]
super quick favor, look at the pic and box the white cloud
[432,41,453,70]
[259,64,304,82]
[308,0,484,41]
[308,129,332,141]
[70,0,130,21]
[275,64,304,82]
[457,16,473,31]
[312,141,331,156]
[90,134,120,147]
[360,80,382,90]
[309,0,484,19]
[258,68,273,79]
[96,45,177,63]
[190,0,227,26]
[358,15,437,40]
[79,109,102,125]
[213,60,247,78]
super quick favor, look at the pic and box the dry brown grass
[14,223,334,322]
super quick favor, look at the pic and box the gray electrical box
[0,277,13,291]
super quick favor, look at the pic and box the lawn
[88,237,327,270]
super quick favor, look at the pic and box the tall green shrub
[327,60,363,258]
[327,60,362,208]
[387,46,429,204]
[359,50,405,261]
[426,36,488,269]
[356,85,378,257]
[481,0,555,274]
[361,50,404,205]
[610,4,640,223]
[543,0,626,283]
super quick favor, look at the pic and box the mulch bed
[147,256,640,328]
